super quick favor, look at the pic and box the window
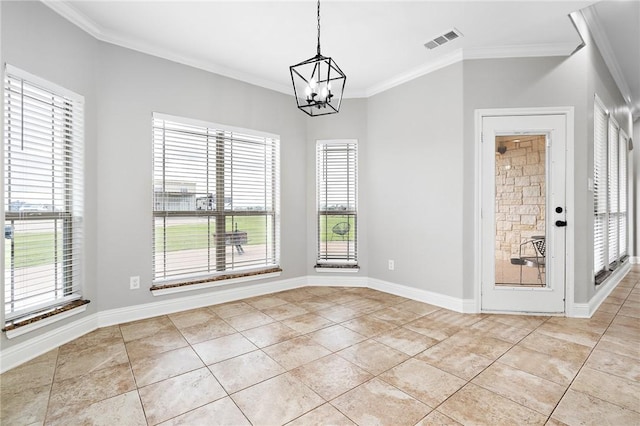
[618,129,628,259]
[152,114,279,288]
[3,65,85,324]
[316,140,358,266]
[593,98,607,279]
[607,118,619,266]
[593,95,629,285]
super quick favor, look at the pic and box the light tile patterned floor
[2,269,639,425]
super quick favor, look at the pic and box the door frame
[474,107,575,316]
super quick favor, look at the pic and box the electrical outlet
[388,260,395,271]
[130,276,140,290]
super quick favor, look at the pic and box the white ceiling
[44,0,637,116]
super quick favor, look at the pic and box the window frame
[3,64,85,325]
[151,113,280,290]
[315,139,358,268]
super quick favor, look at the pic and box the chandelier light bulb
[321,86,329,100]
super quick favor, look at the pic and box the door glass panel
[494,135,546,287]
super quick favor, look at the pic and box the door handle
[555,220,567,227]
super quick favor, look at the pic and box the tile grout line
[425,314,555,424]
[118,323,151,426]
[41,344,61,425]
[544,277,639,421]
[223,293,419,425]
[12,279,639,426]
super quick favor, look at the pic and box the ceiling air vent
[424,28,463,50]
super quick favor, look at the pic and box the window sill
[151,268,282,296]
[3,300,90,339]
[315,265,360,273]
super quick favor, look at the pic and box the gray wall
[583,18,632,302]
[0,1,308,351]
[462,54,590,302]
[362,19,629,305]
[461,15,628,303]
[0,1,634,355]
[634,118,640,257]
[95,43,307,311]
[458,25,627,304]
[366,63,465,298]
[305,99,369,276]
[0,1,99,348]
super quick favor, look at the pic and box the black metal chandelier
[289,0,346,117]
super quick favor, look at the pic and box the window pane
[316,141,358,264]
[318,213,357,263]
[607,119,619,265]
[618,132,628,257]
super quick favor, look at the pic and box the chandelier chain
[316,0,321,56]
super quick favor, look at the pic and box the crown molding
[41,1,588,101]
[365,49,464,98]
[41,1,294,96]
[463,42,579,60]
[100,29,295,96]
[580,7,633,108]
[365,41,580,98]
[42,0,103,38]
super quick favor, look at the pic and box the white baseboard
[99,276,307,327]
[570,262,631,318]
[569,303,591,318]
[1,276,305,374]
[306,274,368,288]
[6,262,634,373]
[0,313,98,374]
[630,257,640,264]
[0,274,474,373]
[368,277,475,313]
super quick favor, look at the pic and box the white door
[481,114,566,313]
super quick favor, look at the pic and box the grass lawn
[155,216,272,252]
[4,232,60,269]
[6,214,356,270]
[319,215,356,242]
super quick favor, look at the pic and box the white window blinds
[316,140,358,265]
[152,114,279,285]
[593,95,629,285]
[593,98,607,276]
[607,118,620,266]
[618,130,628,259]
[4,65,84,321]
